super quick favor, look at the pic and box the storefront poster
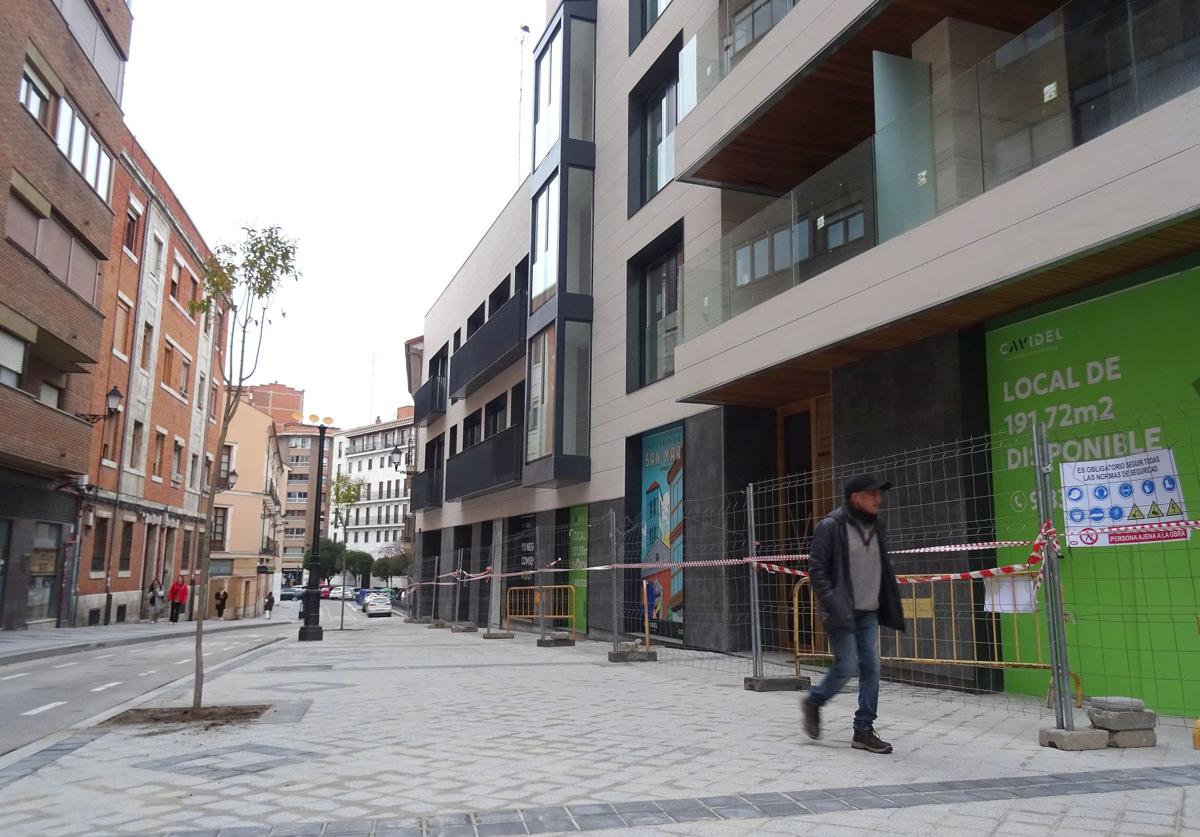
[986,269,1200,716]
[568,505,588,632]
[641,424,683,639]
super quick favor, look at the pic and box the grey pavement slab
[0,618,1195,837]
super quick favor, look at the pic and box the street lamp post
[298,413,333,642]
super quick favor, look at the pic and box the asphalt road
[0,597,395,757]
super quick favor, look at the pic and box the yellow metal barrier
[505,585,577,640]
[791,574,1082,707]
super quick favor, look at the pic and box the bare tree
[190,227,299,711]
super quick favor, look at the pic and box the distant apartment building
[246,384,337,585]
[328,408,417,558]
[209,397,285,619]
[409,0,1200,689]
[2,0,228,628]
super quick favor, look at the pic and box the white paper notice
[1059,448,1190,547]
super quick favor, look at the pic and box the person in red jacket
[168,575,188,623]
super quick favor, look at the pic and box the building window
[531,174,560,312]
[638,244,681,386]
[219,445,232,481]
[565,167,594,295]
[534,25,562,166]
[562,321,591,456]
[119,521,133,572]
[90,517,108,573]
[189,275,199,306]
[569,20,596,142]
[189,453,199,487]
[821,203,865,250]
[209,384,218,420]
[17,64,52,127]
[38,381,62,409]
[129,420,145,469]
[54,97,112,201]
[0,328,27,388]
[122,209,139,253]
[172,441,184,481]
[197,373,206,412]
[58,0,126,102]
[526,324,556,462]
[463,410,482,449]
[211,508,228,552]
[149,236,165,277]
[730,0,795,63]
[140,324,153,370]
[160,343,174,386]
[112,298,131,357]
[169,263,181,302]
[153,431,165,477]
[643,77,677,203]
[181,529,192,571]
[101,410,120,462]
[180,357,190,393]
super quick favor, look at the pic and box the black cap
[844,474,892,500]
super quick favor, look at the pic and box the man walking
[801,475,905,754]
[168,575,188,623]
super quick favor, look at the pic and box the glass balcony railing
[679,0,798,120]
[680,0,1200,343]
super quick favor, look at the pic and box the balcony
[678,0,797,121]
[259,538,279,556]
[681,0,1200,344]
[413,376,447,427]
[448,291,526,400]
[444,425,523,502]
[0,385,93,477]
[410,468,444,512]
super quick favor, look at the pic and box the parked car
[279,587,302,601]
[319,584,334,599]
[362,594,393,617]
[328,586,356,600]
[355,587,390,605]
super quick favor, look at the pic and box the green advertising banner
[569,505,588,633]
[986,269,1200,716]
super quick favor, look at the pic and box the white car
[328,586,356,600]
[363,594,393,617]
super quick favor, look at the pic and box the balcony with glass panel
[680,0,1200,344]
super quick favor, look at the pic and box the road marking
[127,648,147,654]
[96,654,114,659]
[91,681,121,692]
[174,659,189,665]
[53,662,78,669]
[202,652,212,657]
[21,701,67,716]
[138,670,157,676]
[2,672,30,681]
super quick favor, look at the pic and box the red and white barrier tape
[1072,519,1200,535]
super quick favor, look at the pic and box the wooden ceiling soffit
[682,0,1066,194]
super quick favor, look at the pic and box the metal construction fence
[408,403,1200,737]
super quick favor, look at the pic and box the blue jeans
[808,610,880,731]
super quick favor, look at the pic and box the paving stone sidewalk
[0,619,1195,836]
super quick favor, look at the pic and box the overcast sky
[122,0,547,430]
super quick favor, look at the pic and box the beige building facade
[410,0,1200,647]
[209,398,285,620]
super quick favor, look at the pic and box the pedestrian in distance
[146,580,164,623]
[214,588,228,620]
[168,575,188,623]
[801,475,905,754]
[263,591,275,619]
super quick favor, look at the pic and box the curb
[0,620,292,668]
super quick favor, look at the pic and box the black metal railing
[411,468,444,512]
[413,376,447,426]
[260,538,278,556]
[449,291,527,400]
[444,425,524,502]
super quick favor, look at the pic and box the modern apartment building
[2,0,228,628]
[328,407,417,558]
[209,396,285,620]
[410,0,1200,677]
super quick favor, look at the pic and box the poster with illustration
[641,424,684,640]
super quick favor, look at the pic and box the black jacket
[809,505,905,633]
